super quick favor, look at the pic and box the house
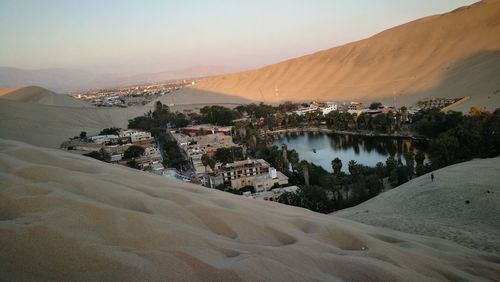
[204,159,289,190]
[180,124,232,136]
[90,135,119,144]
[321,102,338,115]
[348,102,364,111]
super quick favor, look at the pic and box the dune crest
[194,1,500,109]
[0,87,144,148]
[1,139,500,281]
[336,157,500,255]
[0,86,91,107]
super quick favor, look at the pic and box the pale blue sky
[0,0,477,73]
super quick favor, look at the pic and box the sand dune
[0,98,143,148]
[0,86,92,107]
[145,87,253,113]
[194,1,500,110]
[1,139,499,281]
[336,157,500,255]
[0,86,251,148]
[0,88,18,96]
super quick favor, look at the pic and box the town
[69,80,195,107]
[60,94,469,203]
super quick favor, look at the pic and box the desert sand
[0,88,19,96]
[144,87,253,113]
[0,86,144,148]
[0,86,92,107]
[1,138,500,281]
[193,1,500,111]
[336,157,500,255]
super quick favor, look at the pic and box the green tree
[124,145,145,159]
[301,160,310,186]
[331,157,343,174]
[370,102,382,110]
[404,151,415,179]
[348,160,358,175]
[201,154,210,173]
[288,149,300,172]
[208,158,217,172]
[214,147,236,163]
[99,127,120,135]
[128,116,155,131]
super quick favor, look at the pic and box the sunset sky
[0,0,477,73]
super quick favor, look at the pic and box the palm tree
[201,154,210,173]
[331,157,343,174]
[348,160,358,175]
[288,150,299,172]
[281,144,289,169]
[300,160,310,186]
[208,158,216,172]
[248,135,257,150]
[400,106,408,123]
[403,151,415,179]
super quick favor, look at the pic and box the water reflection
[273,132,428,173]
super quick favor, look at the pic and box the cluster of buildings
[171,124,292,197]
[203,159,289,192]
[173,125,237,175]
[417,97,463,110]
[294,101,402,118]
[70,80,194,107]
[62,129,164,173]
[294,101,339,116]
[294,101,371,116]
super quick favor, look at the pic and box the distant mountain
[194,0,500,110]
[0,65,239,92]
[0,67,103,92]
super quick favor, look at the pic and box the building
[253,168,289,192]
[180,124,232,136]
[348,102,364,111]
[294,104,319,116]
[173,132,240,175]
[204,159,289,190]
[90,135,119,144]
[244,186,299,201]
[321,102,338,115]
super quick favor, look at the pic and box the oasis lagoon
[272,132,428,173]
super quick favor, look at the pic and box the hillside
[0,86,91,107]
[335,157,500,255]
[194,0,500,110]
[0,93,143,148]
[1,139,500,281]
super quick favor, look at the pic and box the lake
[272,132,428,173]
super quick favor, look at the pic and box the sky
[0,0,477,74]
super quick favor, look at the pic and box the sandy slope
[336,157,500,255]
[0,98,143,148]
[1,139,499,281]
[145,87,253,113]
[194,1,500,110]
[0,88,18,96]
[0,86,92,107]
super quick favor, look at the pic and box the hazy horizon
[0,0,477,74]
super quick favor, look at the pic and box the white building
[321,102,338,115]
[130,131,152,143]
[90,135,119,144]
